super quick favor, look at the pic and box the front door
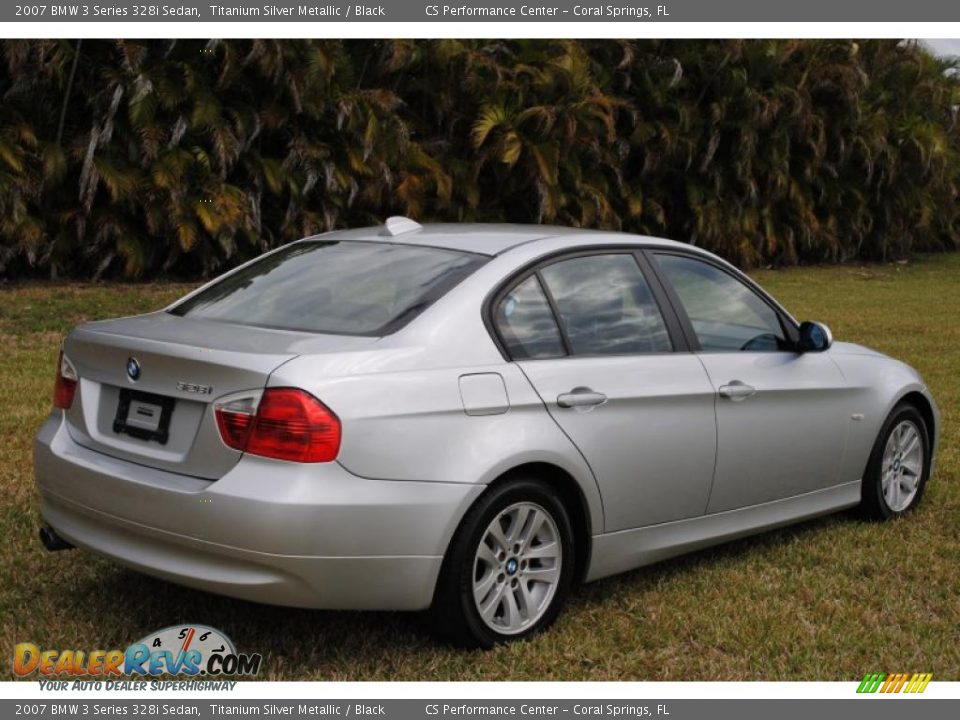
[651,252,850,513]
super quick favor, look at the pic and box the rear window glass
[170,241,487,336]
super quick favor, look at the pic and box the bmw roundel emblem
[126,357,141,381]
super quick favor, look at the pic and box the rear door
[492,251,717,532]
[650,251,850,512]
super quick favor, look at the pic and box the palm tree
[0,39,957,279]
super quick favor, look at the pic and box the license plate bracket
[113,389,175,445]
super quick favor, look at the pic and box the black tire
[432,477,575,649]
[859,402,931,521]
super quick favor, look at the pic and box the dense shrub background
[1,39,958,280]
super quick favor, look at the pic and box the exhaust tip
[39,525,74,552]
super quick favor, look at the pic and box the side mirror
[798,321,833,353]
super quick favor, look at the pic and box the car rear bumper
[34,414,483,610]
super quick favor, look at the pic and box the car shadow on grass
[571,511,848,606]
[45,509,855,677]
[56,562,448,678]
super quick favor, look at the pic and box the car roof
[302,221,690,257]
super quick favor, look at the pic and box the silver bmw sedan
[34,218,939,647]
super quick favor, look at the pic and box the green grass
[1,257,958,681]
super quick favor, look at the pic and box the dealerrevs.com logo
[13,625,262,680]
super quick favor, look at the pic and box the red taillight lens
[246,389,341,463]
[53,351,78,410]
[215,403,256,451]
[214,388,341,463]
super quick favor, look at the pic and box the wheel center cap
[505,558,519,575]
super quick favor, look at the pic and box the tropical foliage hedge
[1,39,958,279]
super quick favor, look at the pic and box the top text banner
[6,0,960,23]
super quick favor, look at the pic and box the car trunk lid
[62,311,378,479]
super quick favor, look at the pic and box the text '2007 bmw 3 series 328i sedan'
[35,217,940,647]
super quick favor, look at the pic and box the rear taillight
[214,393,259,451]
[214,388,341,463]
[53,351,78,410]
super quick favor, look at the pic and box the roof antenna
[381,216,423,237]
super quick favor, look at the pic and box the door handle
[718,381,756,401]
[557,388,608,409]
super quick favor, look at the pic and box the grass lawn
[1,254,958,681]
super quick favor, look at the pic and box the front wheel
[860,403,931,520]
[432,478,575,648]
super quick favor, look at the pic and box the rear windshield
[169,241,488,336]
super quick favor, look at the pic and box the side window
[655,254,788,352]
[494,275,565,359]
[539,254,673,355]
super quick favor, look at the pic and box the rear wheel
[433,478,574,648]
[860,403,930,520]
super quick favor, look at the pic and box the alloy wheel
[881,419,924,512]
[472,502,562,635]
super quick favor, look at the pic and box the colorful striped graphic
[857,673,932,694]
